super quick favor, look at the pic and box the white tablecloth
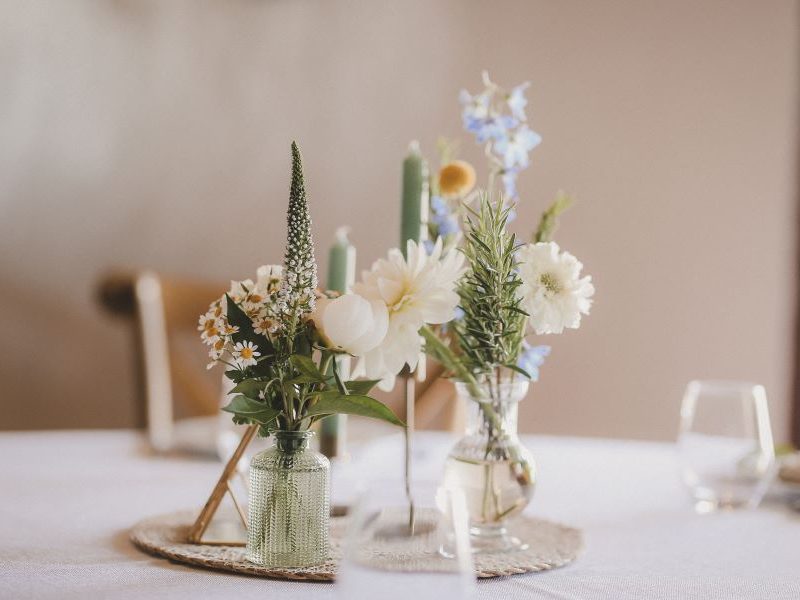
[1,429,798,600]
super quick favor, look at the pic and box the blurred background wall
[0,0,797,441]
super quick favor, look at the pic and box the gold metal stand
[187,424,258,545]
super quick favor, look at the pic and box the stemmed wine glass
[337,483,475,599]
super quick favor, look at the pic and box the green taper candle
[400,141,429,256]
[326,226,356,293]
[320,227,356,459]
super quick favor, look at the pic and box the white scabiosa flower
[352,238,465,388]
[517,241,594,335]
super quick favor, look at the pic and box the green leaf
[345,379,382,395]
[290,354,325,382]
[221,394,280,426]
[224,369,247,384]
[230,379,268,399]
[287,374,328,385]
[503,363,532,379]
[305,394,404,427]
[332,358,348,394]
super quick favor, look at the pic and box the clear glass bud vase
[442,377,535,553]
[246,430,330,567]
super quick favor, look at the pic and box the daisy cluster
[459,72,542,207]
[198,265,283,369]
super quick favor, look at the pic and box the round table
[1,429,798,599]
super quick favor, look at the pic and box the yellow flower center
[239,347,253,360]
[540,272,562,294]
[438,160,476,198]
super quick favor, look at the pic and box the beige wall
[1,0,797,441]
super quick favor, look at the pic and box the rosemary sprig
[455,193,527,379]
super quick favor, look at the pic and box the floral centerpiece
[199,142,405,568]
[200,73,594,561]
[323,74,595,553]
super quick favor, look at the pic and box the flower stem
[421,326,534,522]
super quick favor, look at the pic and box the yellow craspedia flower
[438,160,476,198]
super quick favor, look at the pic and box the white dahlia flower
[349,238,465,389]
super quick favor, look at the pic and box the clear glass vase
[246,430,330,567]
[442,376,535,553]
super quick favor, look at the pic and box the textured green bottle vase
[246,430,330,567]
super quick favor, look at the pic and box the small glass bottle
[442,377,535,553]
[246,430,330,567]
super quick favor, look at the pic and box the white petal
[323,294,370,348]
[348,300,389,355]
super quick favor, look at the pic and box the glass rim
[271,429,316,439]
[454,377,530,399]
[685,379,765,394]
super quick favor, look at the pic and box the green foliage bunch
[200,143,402,436]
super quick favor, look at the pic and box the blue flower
[506,82,530,121]
[431,195,448,215]
[432,211,460,236]
[517,343,551,382]
[460,89,490,120]
[461,88,518,143]
[459,76,542,207]
[430,195,461,236]
[465,115,517,144]
[494,125,542,170]
[501,169,519,200]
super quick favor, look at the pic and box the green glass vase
[246,430,330,567]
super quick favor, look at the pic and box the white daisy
[197,311,218,333]
[255,264,283,295]
[232,341,261,368]
[199,320,223,345]
[206,338,228,369]
[227,278,254,303]
[517,241,594,335]
[252,313,278,336]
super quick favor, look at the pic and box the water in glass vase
[441,377,536,553]
[443,455,533,526]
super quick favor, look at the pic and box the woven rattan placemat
[130,510,582,581]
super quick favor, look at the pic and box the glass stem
[404,372,415,535]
